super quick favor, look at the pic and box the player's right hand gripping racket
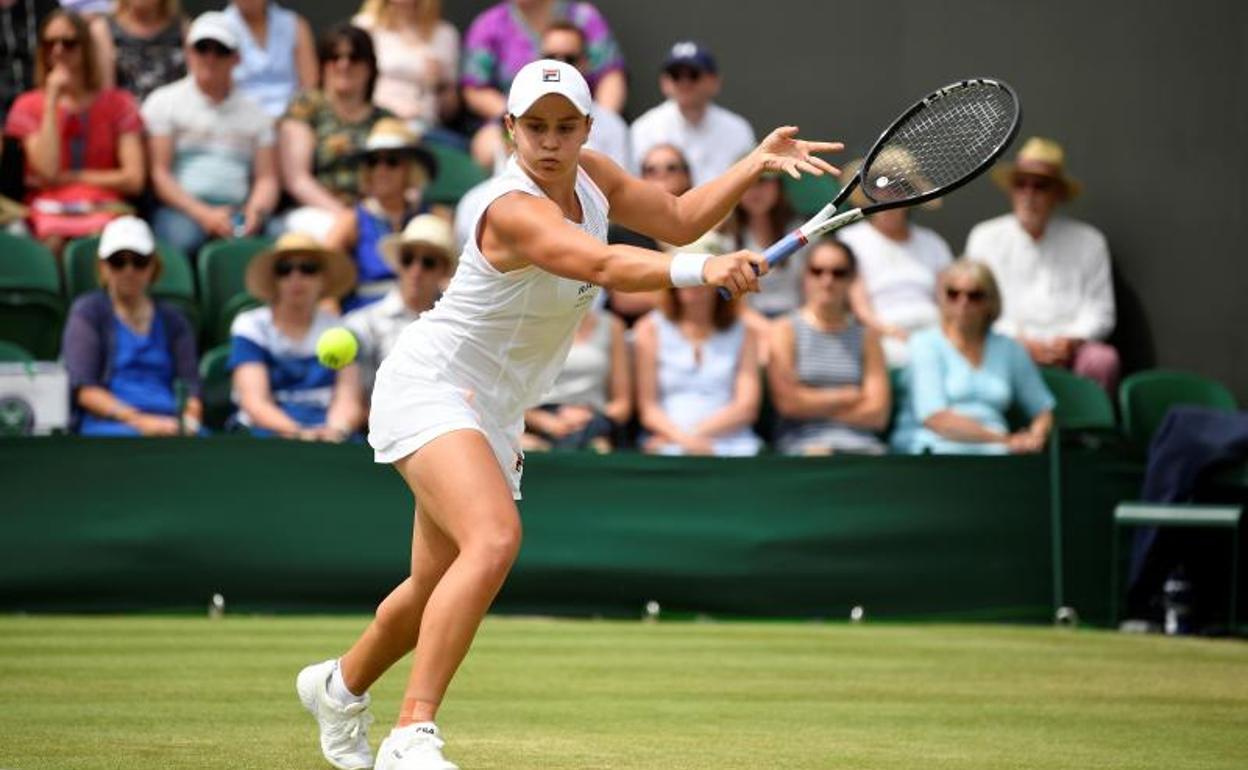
[721,77,1021,299]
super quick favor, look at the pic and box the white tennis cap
[98,216,155,259]
[187,11,239,51]
[507,59,593,118]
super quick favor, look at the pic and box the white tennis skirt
[368,366,524,500]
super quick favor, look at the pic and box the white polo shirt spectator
[142,77,275,209]
[965,213,1115,342]
[343,289,422,396]
[587,103,629,168]
[838,219,953,365]
[629,40,755,185]
[631,100,754,186]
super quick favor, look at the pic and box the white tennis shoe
[296,659,375,770]
[375,722,459,770]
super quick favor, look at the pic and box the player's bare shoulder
[577,148,628,197]
[479,191,565,272]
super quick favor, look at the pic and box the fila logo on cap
[542,67,561,82]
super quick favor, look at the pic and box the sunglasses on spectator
[365,152,405,169]
[193,40,234,58]
[105,252,153,271]
[326,49,367,64]
[541,52,582,66]
[399,250,446,270]
[641,162,688,176]
[807,265,852,280]
[42,36,80,51]
[666,66,703,82]
[944,287,987,303]
[1011,176,1055,192]
[275,260,322,278]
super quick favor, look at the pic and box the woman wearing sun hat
[229,232,363,440]
[295,56,840,769]
[324,117,442,312]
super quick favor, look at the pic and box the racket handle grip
[716,230,808,300]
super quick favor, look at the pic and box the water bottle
[1162,570,1192,636]
[208,593,225,620]
[642,600,661,623]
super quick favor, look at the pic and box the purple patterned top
[461,1,624,94]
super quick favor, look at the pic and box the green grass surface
[1,616,1246,769]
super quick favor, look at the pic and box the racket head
[857,78,1021,210]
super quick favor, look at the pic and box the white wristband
[670,253,711,288]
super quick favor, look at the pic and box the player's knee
[464,521,522,579]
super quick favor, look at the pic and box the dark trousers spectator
[1127,406,1248,630]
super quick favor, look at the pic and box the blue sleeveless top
[226,2,299,118]
[80,313,178,436]
[345,200,430,311]
[355,201,403,285]
[649,311,761,456]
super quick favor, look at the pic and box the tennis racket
[721,77,1021,299]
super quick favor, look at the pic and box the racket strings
[864,83,1017,204]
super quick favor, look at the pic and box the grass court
[3,616,1246,769]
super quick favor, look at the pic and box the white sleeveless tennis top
[368,156,608,474]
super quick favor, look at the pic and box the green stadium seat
[425,143,488,206]
[215,293,263,347]
[753,364,779,449]
[199,343,234,431]
[1041,366,1116,432]
[0,339,33,362]
[1118,369,1236,448]
[0,232,64,359]
[783,173,841,218]
[63,235,200,332]
[883,366,909,439]
[197,237,272,348]
[1110,371,1240,630]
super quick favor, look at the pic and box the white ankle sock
[328,660,365,704]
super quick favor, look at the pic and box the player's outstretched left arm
[581,127,842,246]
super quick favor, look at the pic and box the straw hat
[990,136,1083,199]
[840,156,941,211]
[345,118,438,181]
[244,233,358,302]
[379,214,456,274]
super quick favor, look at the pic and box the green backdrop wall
[0,438,1146,625]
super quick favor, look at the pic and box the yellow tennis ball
[316,327,358,370]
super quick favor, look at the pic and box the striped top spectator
[776,314,885,455]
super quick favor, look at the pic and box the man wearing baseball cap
[140,11,279,258]
[965,136,1119,393]
[629,39,756,185]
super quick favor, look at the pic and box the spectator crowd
[0,0,1123,457]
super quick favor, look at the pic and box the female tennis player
[297,59,841,770]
